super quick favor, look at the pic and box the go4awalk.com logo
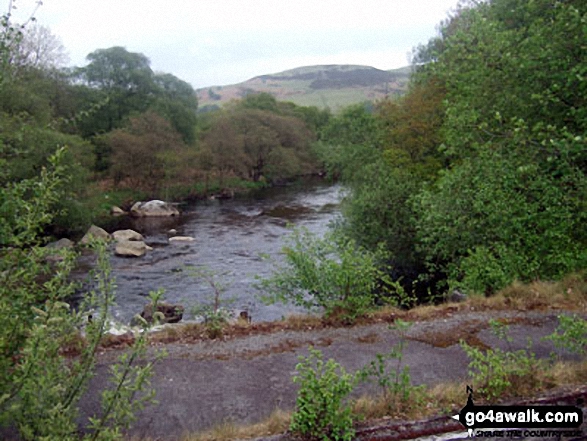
[451,386,584,438]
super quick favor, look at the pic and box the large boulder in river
[130,200,179,217]
[115,240,149,257]
[80,225,111,245]
[112,229,144,242]
[138,302,184,325]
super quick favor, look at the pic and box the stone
[115,240,148,257]
[112,229,144,242]
[46,238,75,249]
[111,206,125,216]
[130,200,180,217]
[44,238,75,263]
[80,225,111,245]
[139,302,184,325]
[448,289,467,303]
[168,236,194,242]
[168,229,178,235]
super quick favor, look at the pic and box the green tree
[410,0,587,293]
[76,46,156,134]
[107,110,187,194]
[152,72,198,144]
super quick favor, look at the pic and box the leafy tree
[199,113,248,184]
[75,47,156,134]
[202,106,316,184]
[410,0,587,293]
[376,78,446,179]
[82,46,153,93]
[237,92,280,113]
[414,145,587,294]
[107,111,187,194]
[152,73,198,144]
[320,103,381,149]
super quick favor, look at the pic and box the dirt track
[77,310,583,440]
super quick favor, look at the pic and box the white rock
[112,229,144,242]
[130,200,179,217]
[168,236,194,242]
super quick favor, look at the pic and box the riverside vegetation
[1,0,586,439]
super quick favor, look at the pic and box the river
[101,179,345,325]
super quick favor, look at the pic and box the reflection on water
[100,180,345,324]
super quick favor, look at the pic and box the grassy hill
[197,65,412,112]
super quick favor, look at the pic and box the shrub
[261,228,406,324]
[188,266,234,339]
[545,314,587,357]
[358,320,425,413]
[290,348,357,441]
[461,320,546,400]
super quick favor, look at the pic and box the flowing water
[98,179,344,325]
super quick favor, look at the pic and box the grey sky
[10,0,459,89]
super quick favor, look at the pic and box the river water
[102,179,344,325]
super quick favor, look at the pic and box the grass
[129,409,291,441]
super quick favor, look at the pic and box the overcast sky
[10,0,459,89]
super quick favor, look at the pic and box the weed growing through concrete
[462,320,546,400]
[187,266,234,339]
[290,347,357,441]
[545,314,587,357]
[358,320,425,414]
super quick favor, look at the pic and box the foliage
[376,78,446,179]
[358,320,424,411]
[313,0,587,299]
[0,150,161,439]
[261,228,406,324]
[461,320,545,400]
[290,348,357,441]
[545,314,587,357]
[188,267,234,339]
[200,106,316,184]
[341,162,421,269]
[414,145,587,294]
[410,0,587,293]
[0,113,95,234]
[106,110,190,194]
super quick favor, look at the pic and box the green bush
[261,228,406,324]
[545,314,587,357]
[461,320,545,400]
[290,348,357,441]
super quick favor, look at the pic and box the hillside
[196,65,411,112]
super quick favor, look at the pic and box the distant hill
[196,65,412,112]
